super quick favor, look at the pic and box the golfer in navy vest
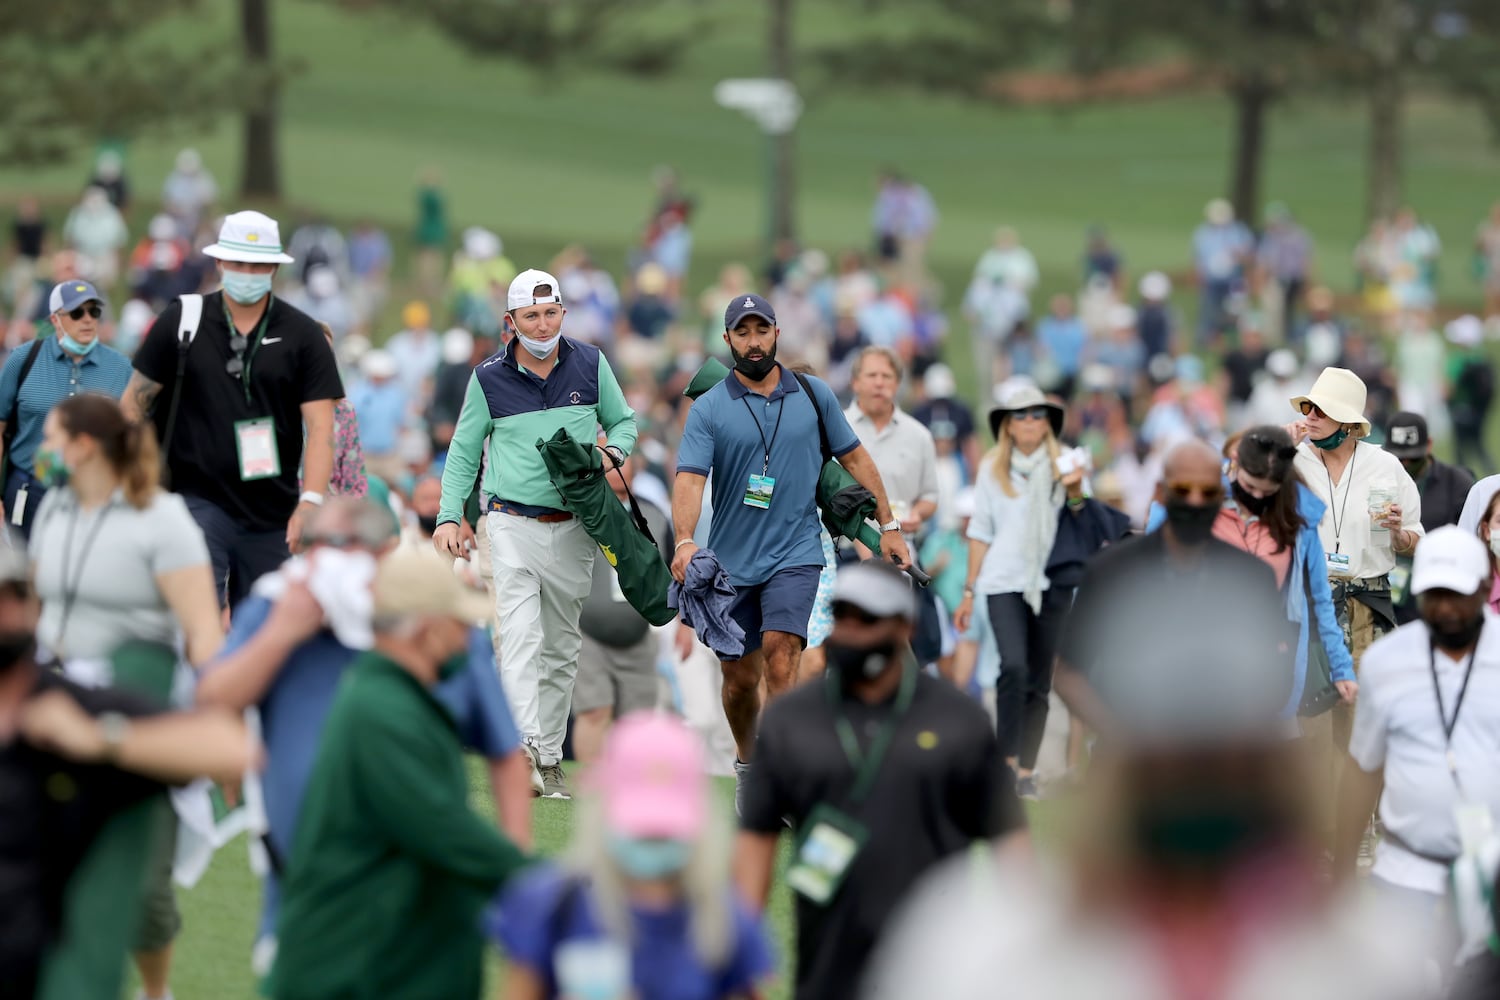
[672,293,911,808]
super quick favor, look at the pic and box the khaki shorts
[572,631,659,717]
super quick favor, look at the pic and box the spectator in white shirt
[1337,526,1500,969]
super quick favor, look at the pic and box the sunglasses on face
[832,601,883,625]
[1298,401,1327,419]
[68,304,102,320]
[1165,481,1227,504]
[1012,407,1052,422]
[226,332,249,378]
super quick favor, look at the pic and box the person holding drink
[1288,367,1422,785]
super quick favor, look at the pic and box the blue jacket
[1146,481,1354,715]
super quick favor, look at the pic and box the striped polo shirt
[0,336,134,474]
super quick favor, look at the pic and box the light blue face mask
[59,332,97,357]
[608,835,691,880]
[516,331,558,360]
[222,269,274,305]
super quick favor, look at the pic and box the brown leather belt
[489,498,573,523]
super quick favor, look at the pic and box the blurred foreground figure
[866,511,1430,1000]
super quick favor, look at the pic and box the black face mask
[416,514,440,536]
[730,341,778,382]
[1401,457,1430,481]
[1429,613,1484,652]
[1230,480,1271,517]
[1164,496,1221,545]
[825,640,898,686]
[0,631,36,674]
[1130,790,1284,874]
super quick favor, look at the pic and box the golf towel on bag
[536,427,677,626]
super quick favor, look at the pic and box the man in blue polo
[433,268,637,800]
[0,280,132,540]
[672,293,911,806]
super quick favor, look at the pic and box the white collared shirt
[1349,616,1500,894]
[845,403,939,518]
[1294,439,1424,581]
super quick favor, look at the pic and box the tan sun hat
[1289,366,1371,438]
[373,546,492,626]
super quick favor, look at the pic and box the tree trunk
[768,0,796,246]
[1364,0,1404,222]
[240,0,281,199]
[1227,74,1271,229]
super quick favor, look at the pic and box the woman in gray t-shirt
[26,393,224,1000]
[29,394,221,669]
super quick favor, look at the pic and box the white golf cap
[1412,526,1492,597]
[1139,271,1172,301]
[203,210,294,264]
[360,349,397,380]
[831,560,919,623]
[507,269,562,312]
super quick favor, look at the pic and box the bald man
[1054,439,1287,738]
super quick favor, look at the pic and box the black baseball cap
[1383,411,1429,460]
[724,293,776,331]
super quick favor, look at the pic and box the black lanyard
[741,393,786,476]
[826,663,918,804]
[1322,446,1357,554]
[54,498,117,648]
[223,297,274,405]
[1430,629,1482,794]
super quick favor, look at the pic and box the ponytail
[122,420,160,510]
[53,394,161,510]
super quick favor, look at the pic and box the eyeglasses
[1012,406,1052,422]
[68,304,102,320]
[1165,481,1227,504]
[1298,401,1327,419]
[226,332,249,378]
[832,600,883,625]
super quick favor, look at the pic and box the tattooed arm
[121,371,163,423]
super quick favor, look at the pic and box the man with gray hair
[845,346,939,538]
[268,545,530,1000]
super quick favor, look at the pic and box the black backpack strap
[1,337,47,480]
[793,371,834,465]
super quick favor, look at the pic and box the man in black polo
[123,210,343,609]
[1383,411,1476,623]
[734,559,1018,1000]
[1055,439,1288,736]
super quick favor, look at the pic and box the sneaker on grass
[539,762,572,800]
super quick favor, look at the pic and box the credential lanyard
[1430,628,1482,795]
[1323,445,1356,554]
[55,499,117,646]
[741,394,786,477]
[827,663,918,805]
[223,297,273,405]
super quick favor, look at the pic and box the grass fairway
[142,762,800,999]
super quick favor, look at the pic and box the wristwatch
[880,519,901,533]
[603,445,626,468]
[97,712,130,763]
[298,491,325,507]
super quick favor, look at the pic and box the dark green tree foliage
[0,0,246,164]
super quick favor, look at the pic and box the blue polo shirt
[677,364,858,586]
[0,337,133,473]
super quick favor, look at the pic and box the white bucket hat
[203,210,294,264]
[1290,366,1371,438]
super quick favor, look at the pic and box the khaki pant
[487,512,595,765]
[1302,598,1387,837]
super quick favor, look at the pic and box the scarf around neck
[1009,446,1063,615]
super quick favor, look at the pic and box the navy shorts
[725,564,822,660]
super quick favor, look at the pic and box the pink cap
[595,712,708,840]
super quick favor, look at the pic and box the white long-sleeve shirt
[1294,440,1424,581]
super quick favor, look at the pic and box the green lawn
[137,761,801,999]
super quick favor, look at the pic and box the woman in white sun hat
[1289,366,1423,799]
[122,210,345,611]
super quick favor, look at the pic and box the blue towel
[668,549,746,659]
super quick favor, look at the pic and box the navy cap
[48,280,105,315]
[724,293,776,331]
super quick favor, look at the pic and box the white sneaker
[521,742,545,797]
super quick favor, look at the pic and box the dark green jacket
[270,653,528,1000]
